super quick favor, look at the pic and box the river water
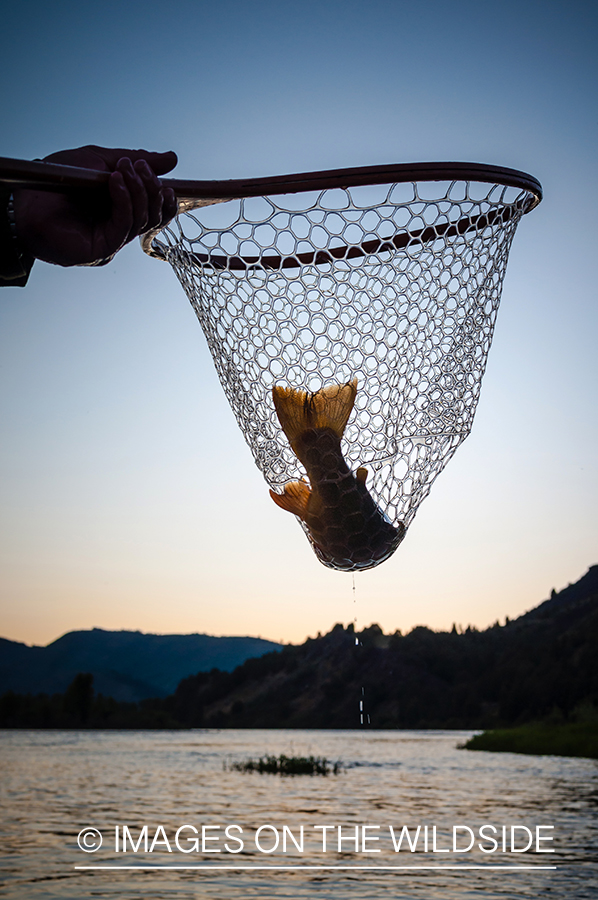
[0,729,596,899]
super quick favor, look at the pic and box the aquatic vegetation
[228,754,341,776]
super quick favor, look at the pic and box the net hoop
[139,161,541,260]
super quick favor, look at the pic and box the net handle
[0,156,542,205]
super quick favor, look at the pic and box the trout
[270,379,405,571]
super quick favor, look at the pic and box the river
[0,729,596,899]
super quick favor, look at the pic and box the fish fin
[269,482,312,520]
[356,466,368,484]
[272,378,358,443]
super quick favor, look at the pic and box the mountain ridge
[0,628,281,702]
[163,564,598,729]
[2,565,596,728]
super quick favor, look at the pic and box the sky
[1,0,596,647]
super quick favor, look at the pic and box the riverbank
[464,721,598,760]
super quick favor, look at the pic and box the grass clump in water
[229,754,341,775]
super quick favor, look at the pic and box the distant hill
[0,629,280,702]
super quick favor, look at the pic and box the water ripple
[0,729,596,899]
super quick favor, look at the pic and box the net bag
[143,163,541,571]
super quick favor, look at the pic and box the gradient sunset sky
[1,0,596,646]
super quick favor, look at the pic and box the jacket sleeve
[0,186,35,286]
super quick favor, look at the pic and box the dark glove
[11,145,178,269]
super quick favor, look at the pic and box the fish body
[270,380,405,571]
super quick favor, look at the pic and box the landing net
[144,169,540,569]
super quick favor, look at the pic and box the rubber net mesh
[150,179,532,569]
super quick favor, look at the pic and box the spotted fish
[270,379,405,571]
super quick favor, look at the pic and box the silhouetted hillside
[161,564,598,729]
[1,566,596,729]
[0,629,280,702]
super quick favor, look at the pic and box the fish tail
[272,379,358,447]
